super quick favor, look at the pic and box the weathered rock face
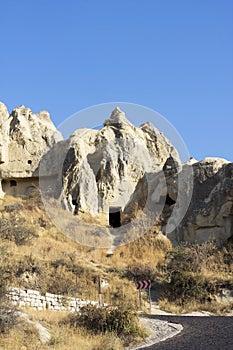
[168,158,233,245]
[0,102,62,198]
[0,103,62,178]
[1,101,232,246]
[41,107,179,223]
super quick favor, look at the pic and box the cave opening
[109,207,121,228]
[165,194,176,206]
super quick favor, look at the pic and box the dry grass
[111,231,171,268]
[0,194,168,349]
[3,193,232,348]
[0,307,147,350]
[158,298,215,314]
[0,195,168,303]
[0,308,124,350]
[159,298,233,315]
[201,268,232,284]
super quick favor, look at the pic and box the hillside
[0,192,172,299]
[0,103,233,349]
[0,192,233,349]
[0,192,172,349]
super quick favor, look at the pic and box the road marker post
[98,274,102,306]
[139,289,142,309]
[148,283,152,311]
[136,280,151,311]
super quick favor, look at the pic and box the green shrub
[162,242,221,305]
[0,216,38,245]
[123,265,157,282]
[62,304,142,337]
[165,271,216,304]
[165,241,217,274]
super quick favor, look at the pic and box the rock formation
[167,158,233,246]
[0,101,232,246]
[40,107,179,227]
[0,102,62,197]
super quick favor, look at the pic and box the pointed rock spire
[104,107,134,128]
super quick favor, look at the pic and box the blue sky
[0,0,232,161]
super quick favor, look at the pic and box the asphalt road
[140,315,233,350]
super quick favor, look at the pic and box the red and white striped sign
[136,280,151,290]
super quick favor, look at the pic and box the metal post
[148,285,152,312]
[139,289,142,310]
[98,274,102,306]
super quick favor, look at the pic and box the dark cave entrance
[109,207,121,228]
[165,194,176,206]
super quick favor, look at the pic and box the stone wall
[7,287,98,311]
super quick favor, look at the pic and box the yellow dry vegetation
[0,194,168,349]
[0,309,123,350]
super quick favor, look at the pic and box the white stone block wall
[7,287,98,311]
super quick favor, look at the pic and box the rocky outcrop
[168,158,233,245]
[17,311,51,344]
[40,108,233,247]
[1,101,232,247]
[0,103,62,178]
[0,102,62,198]
[40,107,179,224]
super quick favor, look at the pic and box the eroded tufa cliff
[0,102,62,197]
[1,102,232,246]
[41,107,179,223]
[167,158,233,246]
[0,103,62,178]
